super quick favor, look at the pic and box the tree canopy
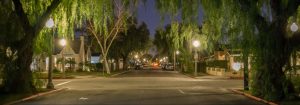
[155,0,300,101]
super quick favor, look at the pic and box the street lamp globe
[59,38,67,46]
[134,55,138,59]
[291,22,298,32]
[192,40,200,48]
[46,18,54,28]
[232,62,241,71]
[176,50,180,55]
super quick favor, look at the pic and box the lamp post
[174,50,180,71]
[289,22,298,79]
[60,38,67,78]
[46,18,54,89]
[192,40,200,77]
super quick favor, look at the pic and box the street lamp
[232,62,241,71]
[60,38,67,78]
[134,55,138,59]
[192,40,200,76]
[174,50,180,71]
[46,18,54,89]
[176,50,180,55]
[232,62,242,78]
[291,22,298,32]
[46,18,54,28]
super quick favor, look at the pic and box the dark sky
[136,0,204,38]
[136,0,166,38]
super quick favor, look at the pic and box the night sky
[136,0,204,38]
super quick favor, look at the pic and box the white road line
[79,97,88,101]
[178,89,185,94]
[56,81,72,86]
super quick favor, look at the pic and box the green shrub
[32,72,46,89]
[206,60,228,69]
[292,76,300,93]
[53,68,60,73]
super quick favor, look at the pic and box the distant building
[31,35,92,72]
[205,45,247,78]
[52,35,91,71]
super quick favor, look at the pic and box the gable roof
[54,38,83,54]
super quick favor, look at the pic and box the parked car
[162,63,174,70]
[135,63,143,70]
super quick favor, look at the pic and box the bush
[206,60,228,69]
[32,72,46,89]
[53,68,60,73]
[292,76,300,93]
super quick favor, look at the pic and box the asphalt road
[17,70,264,105]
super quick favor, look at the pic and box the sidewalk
[181,72,230,80]
[194,75,230,79]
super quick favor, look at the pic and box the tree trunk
[1,42,36,93]
[122,56,128,70]
[242,52,249,91]
[251,26,295,101]
[103,57,110,74]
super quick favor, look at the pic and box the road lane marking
[79,97,88,101]
[56,81,72,86]
[178,89,185,94]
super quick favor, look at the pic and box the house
[31,35,92,72]
[53,35,91,72]
[205,45,247,78]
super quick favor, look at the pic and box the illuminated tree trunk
[122,56,128,70]
[0,0,61,93]
[102,55,110,74]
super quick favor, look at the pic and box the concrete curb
[111,70,131,77]
[5,88,69,105]
[230,89,278,105]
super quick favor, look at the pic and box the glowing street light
[192,40,200,48]
[46,18,54,28]
[291,22,298,32]
[232,62,242,71]
[60,38,67,46]
[60,38,67,78]
[176,50,180,55]
[134,55,138,59]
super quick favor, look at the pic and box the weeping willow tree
[156,0,300,101]
[153,22,208,73]
[155,0,208,73]
[84,0,138,74]
[0,0,66,93]
[0,0,137,93]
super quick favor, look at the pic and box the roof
[54,36,87,55]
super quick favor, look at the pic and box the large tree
[0,0,63,93]
[156,0,300,101]
[85,0,139,74]
[0,0,137,93]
